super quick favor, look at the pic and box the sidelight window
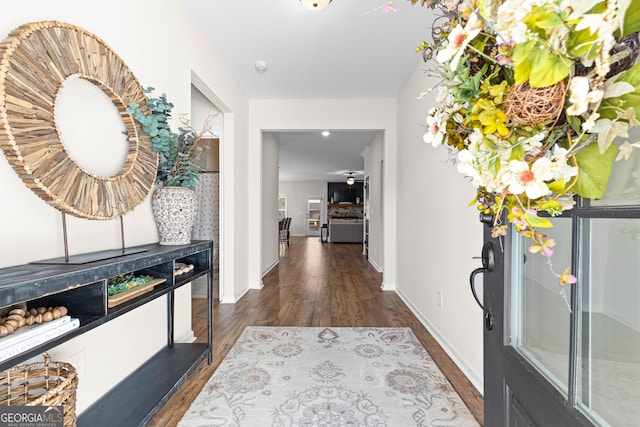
[510,145,640,426]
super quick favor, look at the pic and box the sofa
[328,218,364,243]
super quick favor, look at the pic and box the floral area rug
[178,326,479,426]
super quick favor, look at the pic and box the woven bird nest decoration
[504,82,566,126]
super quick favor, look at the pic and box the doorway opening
[190,85,223,300]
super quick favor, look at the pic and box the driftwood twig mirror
[0,21,157,220]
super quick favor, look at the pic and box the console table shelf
[78,344,207,427]
[0,241,213,425]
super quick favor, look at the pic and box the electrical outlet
[68,349,86,377]
[437,291,444,308]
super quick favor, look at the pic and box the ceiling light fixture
[346,173,355,185]
[299,0,332,11]
[322,130,330,137]
[254,61,269,73]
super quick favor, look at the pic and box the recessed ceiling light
[322,131,330,137]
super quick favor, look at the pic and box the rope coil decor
[0,21,157,220]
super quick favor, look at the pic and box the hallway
[151,236,484,425]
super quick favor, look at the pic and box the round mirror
[0,21,157,220]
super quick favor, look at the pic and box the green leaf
[566,115,582,133]
[510,143,525,161]
[529,50,571,87]
[573,142,618,199]
[453,66,484,102]
[566,27,599,59]
[599,61,640,120]
[524,211,553,228]
[512,40,537,84]
[513,40,570,87]
[476,0,493,21]
[621,0,640,36]
[523,7,560,36]
[603,81,635,99]
[489,156,499,176]
[538,199,563,213]
[547,179,566,193]
[532,12,563,29]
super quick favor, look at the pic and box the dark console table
[0,241,214,426]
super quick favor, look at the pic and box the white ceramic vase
[151,186,198,245]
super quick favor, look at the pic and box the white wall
[278,181,328,237]
[396,61,484,391]
[0,0,249,412]
[249,99,398,292]
[363,133,384,272]
[262,133,280,276]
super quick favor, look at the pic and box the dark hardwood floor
[149,236,484,426]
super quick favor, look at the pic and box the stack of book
[0,316,80,362]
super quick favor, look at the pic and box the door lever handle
[470,242,495,331]
[470,268,490,313]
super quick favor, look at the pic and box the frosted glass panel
[511,218,572,392]
[578,218,640,426]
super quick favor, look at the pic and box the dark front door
[477,185,640,426]
[479,216,592,426]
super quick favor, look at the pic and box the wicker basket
[0,353,78,426]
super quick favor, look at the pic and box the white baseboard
[220,286,250,304]
[396,289,484,394]
[262,259,279,277]
[176,330,197,343]
[368,258,382,273]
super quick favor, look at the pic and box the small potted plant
[127,88,217,245]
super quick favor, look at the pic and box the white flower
[550,146,579,181]
[495,0,536,43]
[456,131,511,192]
[456,149,482,186]
[503,158,553,199]
[519,132,546,153]
[423,110,446,147]
[547,24,570,55]
[436,14,482,70]
[562,0,603,21]
[556,194,576,211]
[566,76,590,116]
[586,89,604,104]
[435,86,454,105]
[582,111,600,131]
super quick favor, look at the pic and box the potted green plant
[126,88,217,245]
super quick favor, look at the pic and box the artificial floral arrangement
[126,89,217,190]
[411,0,640,287]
